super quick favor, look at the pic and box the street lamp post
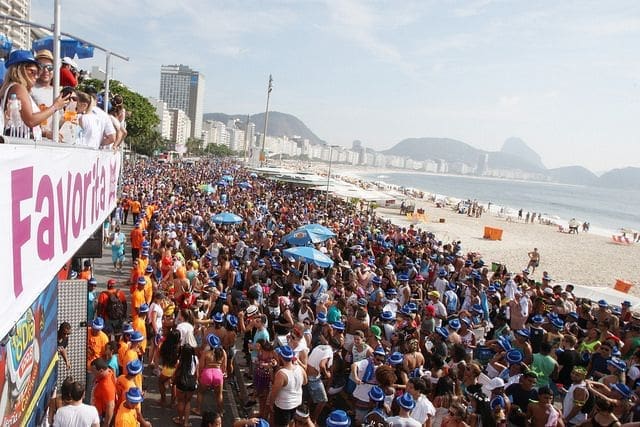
[325,145,338,214]
[260,75,273,166]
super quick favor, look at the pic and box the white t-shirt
[79,106,116,149]
[411,394,436,424]
[52,403,100,427]
[307,345,333,373]
[386,415,422,427]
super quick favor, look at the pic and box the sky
[31,0,640,172]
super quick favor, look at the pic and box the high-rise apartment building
[147,97,172,140]
[159,64,205,140]
[1,0,31,50]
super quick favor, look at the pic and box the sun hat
[398,274,409,282]
[380,311,395,321]
[91,317,104,330]
[372,276,382,285]
[357,298,368,307]
[622,301,632,307]
[373,346,386,356]
[612,306,622,315]
[137,276,146,285]
[246,305,259,318]
[326,410,351,427]
[385,288,398,296]
[388,352,404,365]
[331,321,345,331]
[410,367,425,378]
[435,326,449,339]
[130,331,144,342]
[428,290,440,299]
[506,349,524,364]
[448,319,461,330]
[226,314,238,328]
[212,312,224,323]
[607,357,627,372]
[370,325,382,339]
[5,50,39,68]
[543,273,552,281]
[122,323,134,335]
[368,385,385,402]
[145,265,154,273]
[35,49,54,62]
[611,383,632,399]
[490,395,506,409]
[551,318,564,329]
[397,392,416,410]
[497,336,512,351]
[138,303,149,314]
[438,269,447,277]
[275,345,294,361]
[531,315,545,325]
[126,359,143,375]
[207,333,221,349]
[487,377,505,390]
[515,329,530,339]
[88,278,98,287]
[598,299,608,308]
[317,312,327,323]
[293,284,304,295]
[568,312,579,320]
[407,302,418,313]
[472,304,484,314]
[125,387,144,404]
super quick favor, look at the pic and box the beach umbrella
[198,183,214,193]
[283,247,334,268]
[299,223,336,239]
[238,181,253,189]
[32,36,95,59]
[282,228,331,246]
[249,172,258,178]
[222,175,234,182]
[211,212,243,224]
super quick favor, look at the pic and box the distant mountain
[548,166,599,186]
[597,167,640,190]
[203,111,325,145]
[501,137,546,169]
[382,137,544,173]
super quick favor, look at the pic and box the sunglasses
[39,64,54,72]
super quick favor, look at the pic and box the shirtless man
[527,248,540,274]
[527,386,563,427]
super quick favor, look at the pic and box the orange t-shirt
[132,317,147,353]
[130,200,141,215]
[130,289,146,319]
[122,348,140,372]
[92,369,116,417]
[114,404,139,427]
[78,269,91,281]
[130,228,143,250]
[115,375,141,409]
[117,340,130,370]
[87,329,109,369]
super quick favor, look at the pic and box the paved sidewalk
[89,224,242,426]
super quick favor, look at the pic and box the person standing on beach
[527,248,540,274]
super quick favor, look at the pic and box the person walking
[527,248,540,274]
[267,345,307,427]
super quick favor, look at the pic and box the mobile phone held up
[60,86,74,98]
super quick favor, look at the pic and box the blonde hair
[0,63,37,94]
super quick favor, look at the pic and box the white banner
[0,144,121,339]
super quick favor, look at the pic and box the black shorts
[273,406,295,427]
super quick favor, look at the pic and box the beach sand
[375,201,640,293]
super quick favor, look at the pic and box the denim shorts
[307,376,328,403]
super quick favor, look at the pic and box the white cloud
[452,0,497,18]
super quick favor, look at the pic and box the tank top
[274,365,304,410]
[352,344,370,363]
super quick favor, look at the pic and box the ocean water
[361,172,640,235]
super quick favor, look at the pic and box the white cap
[61,56,79,69]
[487,377,505,391]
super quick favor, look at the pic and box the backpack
[176,355,197,391]
[106,292,126,320]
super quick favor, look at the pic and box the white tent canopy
[563,282,640,311]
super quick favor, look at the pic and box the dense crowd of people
[55,157,640,427]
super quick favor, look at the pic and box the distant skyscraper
[159,64,205,140]
[1,0,31,49]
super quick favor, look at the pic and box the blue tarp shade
[32,36,95,59]
[0,34,12,56]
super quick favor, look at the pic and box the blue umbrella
[299,223,336,239]
[238,181,253,189]
[283,228,332,246]
[249,172,258,178]
[32,36,95,59]
[222,175,234,182]
[211,212,243,224]
[283,247,334,268]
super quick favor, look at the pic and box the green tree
[78,78,159,154]
[205,143,236,157]
[128,130,167,157]
[186,137,204,155]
